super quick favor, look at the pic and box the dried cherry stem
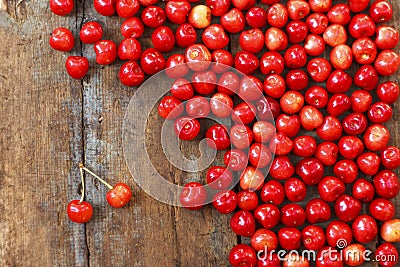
[79,167,85,204]
[79,163,113,190]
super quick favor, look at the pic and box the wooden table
[0,0,399,266]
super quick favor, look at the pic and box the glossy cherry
[67,200,93,223]
[80,22,103,44]
[94,40,117,65]
[352,215,378,243]
[254,204,281,229]
[306,198,331,224]
[50,27,74,52]
[230,210,256,237]
[94,0,116,16]
[158,96,184,120]
[369,198,395,221]
[229,244,257,267]
[212,190,237,214]
[116,0,140,18]
[180,182,207,210]
[302,225,326,251]
[206,124,230,150]
[65,56,89,80]
[174,117,200,140]
[120,17,145,39]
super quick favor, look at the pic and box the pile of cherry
[49,0,400,265]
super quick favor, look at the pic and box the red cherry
[94,40,117,65]
[305,198,331,224]
[286,69,308,91]
[235,51,259,76]
[206,0,230,16]
[334,194,361,222]
[309,0,331,13]
[338,135,364,159]
[232,102,256,125]
[229,244,257,267]
[120,17,144,39]
[327,4,351,25]
[342,113,367,136]
[316,247,343,267]
[281,203,306,227]
[374,50,400,76]
[280,91,304,115]
[118,38,142,61]
[315,142,338,166]
[151,26,175,52]
[141,6,166,28]
[369,198,395,221]
[211,50,234,73]
[260,180,285,205]
[175,23,197,48]
[316,116,342,141]
[278,227,301,250]
[299,105,323,131]
[304,34,325,56]
[286,21,308,44]
[270,156,295,180]
[49,27,74,52]
[173,117,200,140]
[191,70,216,95]
[202,24,230,50]
[267,3,288,28]
[205,124,230,150]
[106,182,132,208]
[350,90,373,113]
[254,204,281,229]
[224,149,248,172]
[237,190,258,211]
[230,210,256,237]
[287,0,310,21]
[284,178,306,202]
[206,166,233,190]
[375,26,399,50]
[165,0,191,24]
[354,65,379,91]
[239,166,264,191]
[158,96,184,120]
[326,220,352,248]
[356,152,381,176]
[50,0,74,15]
[306,13,328,35]
[94,0,116,16]
[352,178,375,203]
[370,0,393,23]
[165,54,189,79]
[221,8,245,33]
[330,44,353,70]
[212,190,237,214]
[230,124,253,150]
[373,170,400,199]
[65,56,89,80]
[327,71,352,95]
[349,14,376,38]
[186,96,210,118]
[260,51,285,75]
[79,22,103,45]
[284,44,307,69]
[352,215,378,243]
[246,7,267,28]
[231,0,255,11]
[348,0,369,13]
[307,58,331,83]
[296,158,324,185]
[67,200,93,223]
[251,229,278,252]
[249,143,272,169]
[352,37,377,65]
[376,81,399,104]
[318,176,345,202]
[180,182,207,210]
[116,0,140,18]
[302,225,326,251]
[240,28,264,54]
[292,135,316,158]
[343,244,366,267]
[333,159,358,184]
[381,146,400,170]
[265,27,288,51]
[363,124,390,151]
[140,48,165,75]
[271,132,293,156]
[185,44,212,72]
[217,72,239,95]
[375,243,399,267]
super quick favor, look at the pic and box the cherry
[260,180,285,205]
[267,3,288,28]
[287,0,310,21]
[272,132,293,156]
[381,219,400,243]
[250,229,278,252]
[326,72,352,95]
[229,244,257,267]
[376,81,399,104]
[284,44,307,69]
[170,78,193,101]
[330,44,353,70]
[174,117,200,140]
[165,0,191,24]
[206,166,232,190]
[165,54,189,78]
[175,23,197,48]
[286,69,308,91]
[315,142,338,166]
[151,26,175,52]
[316,247,343,267]
[334,194,361,222]
[260,51,285,75]
[284,178,306,202]
[281,203,306,227]
[306,13,328,35]
[352,215,378,243]
[375,26,399,50]
[67,167,93,223]
[309,0,331,13]
[50,0,74,15]
[352,37,377,65]
[305,198,331,224]
[224,149,248,172]
[370,0,393,23]
[240,29,264,54]
[139,0,157,6]
[350,90,373,113]
[342,113,368,136]
[116,0,140,18]
[94,40,117,65]
[237,190,258,211]
[120,17,145,39]
[188,5,211,29]
[263,74,285,99]
[158,96,184,120]
[343,244,366,267]
[257,253,280,267]
[79,21,103,45]
[278,227,301,250]
[282,255,309,267]
[363,124,390,151]
[348,0,369,13]
[192,70,216,95]
[316,116,342,141]
[186,96,210,118]
[212,190,237,214]
[357,152,380,176]
[349,14,376,38]
[265,27,288,51]
[94,0,116,16]
[232,102,256,125]
[235,52,259,76]
[221,8,245,33]
[374,50,400,76]
[302,225,326,251]
[49,27,74,52]
[373,170,400,199]
[118,38,142,61]
[202,24,229,50]
[206,0,230,17]
[375,243,399,267]
[307,59,331,83]
[185,44,212,72]
[270,156,295,180]
[140,48,165,75]
[245,7,267,28]
[326,220,353,248]
[369,198,395,221]
[180,182,207,210]
[65,56,89,80]
[381,146,400,170]
[254,204,281,229]
[323,24,347,47]
[205,124,230,150]
[338,135,364,159]
[299,106,323,131]
[231,0,255,11]
[304,34,325,56]
[280,91,304,114]
[352,178,375,203]
[239,166,264,191]
[318,176,345,202]
[217,72,239,95]
[249,143,272,169]
[327,4,351,25]
[230,210,256,237]
[211,50,234,73]
[257,97,281,120]
[141,6,166,28]
[333,159,358,184]
[293,135,316,158]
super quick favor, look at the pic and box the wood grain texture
[0,0,399,266]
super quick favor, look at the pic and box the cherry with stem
[67,167,93,223]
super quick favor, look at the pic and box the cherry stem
[79,167,85,204]
[79,164,113,190]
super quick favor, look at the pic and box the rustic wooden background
[0,0,398,266]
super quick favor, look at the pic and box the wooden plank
[0,1,88,266]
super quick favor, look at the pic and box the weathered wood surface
[0,0,398,266]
